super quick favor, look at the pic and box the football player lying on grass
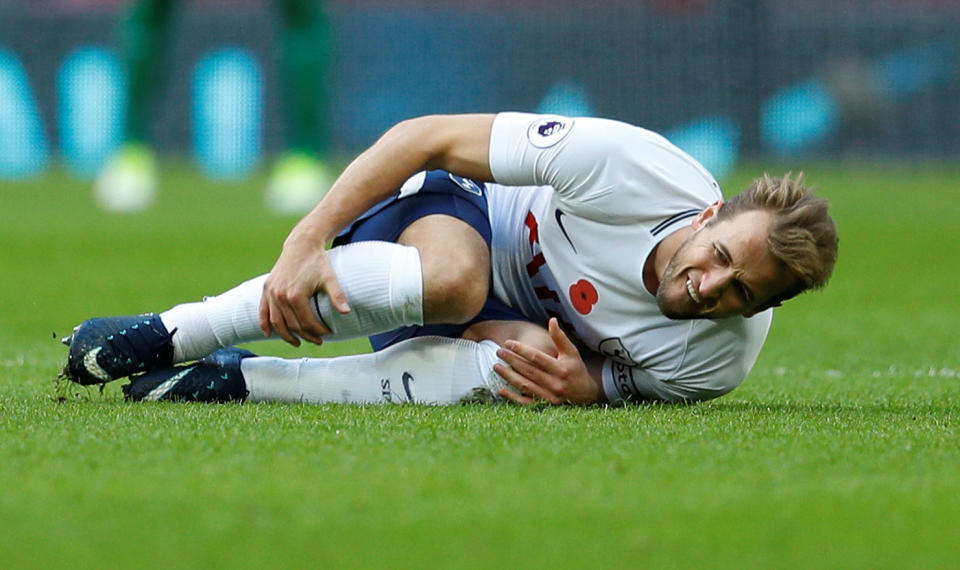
[63,113,837,405]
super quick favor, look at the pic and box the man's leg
[124,319,556,405]
[66,220,488,387]
[164,170,492,356]
[398,214,490,324]
[121,0,177,146]
[461,319,557,356]
[65,172,493,385]
[237,317,547,406]
[273,0,330,157]
[62,238,424,385]
[242,336,506,404]
[161,239,427,361]
[162,212,488,358]
[124,337,506,405]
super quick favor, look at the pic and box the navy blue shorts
[332,170,528,350]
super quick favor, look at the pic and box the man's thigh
[461,319,557,357]
[332,170,492,247]
[333,170,502,348]
[397,214,489,323]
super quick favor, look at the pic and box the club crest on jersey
[527,117,574,148]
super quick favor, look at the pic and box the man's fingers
[259,299,273,338]
[548,317,579,356]
[498,387,535,405]
[272,304,303,347]
[496,349,553,389]
[498,388,532,405]
[324,275,352,315]
[292,303,327,345]
[500,340,560,377]
[261,277,333,346]
[493,362,562,404]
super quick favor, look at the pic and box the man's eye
[714,245,729,265]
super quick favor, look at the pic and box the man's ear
[691,200,725,230]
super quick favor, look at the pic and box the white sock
[161,275,267,362]
[242,338,512,405]
[160,241,424,362]
[314,241,424,340]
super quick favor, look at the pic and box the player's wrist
[283,221,334,251]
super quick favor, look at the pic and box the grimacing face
[656,207,795,320]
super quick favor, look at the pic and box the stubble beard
[655,243,695,320]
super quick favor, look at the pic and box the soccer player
[96,0,334,214]
[64,113,838,406]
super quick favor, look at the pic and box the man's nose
[700,268,734,299]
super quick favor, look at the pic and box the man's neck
[643,226,693,296]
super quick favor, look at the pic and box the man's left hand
[494,318,602,406]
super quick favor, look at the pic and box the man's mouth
[686,277,701,304]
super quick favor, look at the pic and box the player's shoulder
[557,114,723,205]
[497,112,712,172]
[497,112,669,152]
[606,310,773,403]
[651,311,772,391]
[678,311,772,386]
[611,124,721,199]
[491,112,722,211]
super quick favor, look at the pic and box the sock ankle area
[160,275,268,362]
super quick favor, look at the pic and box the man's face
[656,207,794,320]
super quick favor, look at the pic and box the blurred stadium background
[1,0,958,184]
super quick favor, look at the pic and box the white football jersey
[485,112,772,403]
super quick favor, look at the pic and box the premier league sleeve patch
[526,116,574,148]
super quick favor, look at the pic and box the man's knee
[421,253,489,323]
[399,214,491,324]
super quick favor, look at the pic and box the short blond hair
[718,173,838,303]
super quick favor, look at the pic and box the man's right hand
[259,235,351,347]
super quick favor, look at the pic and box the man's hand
[494,318,602,406]
[259,235,351,347]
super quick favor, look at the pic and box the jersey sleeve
[601,358,743,403]
[488,112,720,219]
[601,311,774,404]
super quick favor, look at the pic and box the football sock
[243,337,511,404]
[160,275,264,363]
[313,241,424,339]
[160,241,424,362]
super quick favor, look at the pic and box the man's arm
[260,114,496,346]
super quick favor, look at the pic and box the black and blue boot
[63,314,175,385]
[122,348,253,403]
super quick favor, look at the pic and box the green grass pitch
[1,161,958,568]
